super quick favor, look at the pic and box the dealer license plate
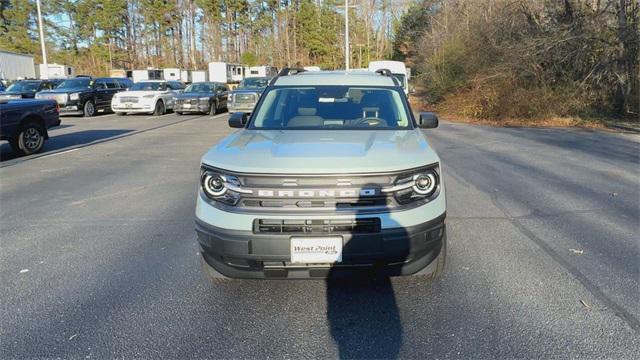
[290,237,342,264]
[183,103,191,108]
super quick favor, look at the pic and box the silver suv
[196,69,446,279]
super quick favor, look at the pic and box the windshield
[185,83,215,93]
[239,77,269,89]
[57,78,92,89]
[250,86,412,130]
[392,74,406,88]
[131,82,164,91]
[6,81,40,92]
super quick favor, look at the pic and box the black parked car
[35,77,132,117]
[0,98,60,155]
[0,79,63,100]
[174,82,228,115]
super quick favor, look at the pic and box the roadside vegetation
[394,0,639,124]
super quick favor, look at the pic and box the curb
[607,124,640,133]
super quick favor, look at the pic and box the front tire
[208,101,217,115]
[14,122,46,155]
[83,100,96,117]
[176,111,183,115]
[115,112,126,116]
[153,100,165,116]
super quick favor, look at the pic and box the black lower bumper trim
[196,213,446,279]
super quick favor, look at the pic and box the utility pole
[344,0,349,70]
[35,0,48,79]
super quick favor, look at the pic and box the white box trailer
[132,70,149,83]
[163,68,181,81]
[208,62,245,84]
[37,63,75,79]
[132,69,164,83]
[246,65,278,78]
[180,70,190,83]
[0,50,35,80]
[192,70,207,83]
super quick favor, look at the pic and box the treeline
[393,0,639,119]
[0,0,400,74]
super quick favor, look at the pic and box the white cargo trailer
[180,70,190,83]
[163,68,181,81]
[208,62,245,84]
[0,50,35,80]
[37,63,75,79]
[246,65,278,78]
[191,70,207,83]
[132,70,149,83]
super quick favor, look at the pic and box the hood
[176,92,211,99]
[202,129,440,174]
[232,88,264,94]
[38,88,89,94]
[0,91,31,98]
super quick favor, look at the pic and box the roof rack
[375,68,392,77]
[278,67,307,76]
[269,67,307,86]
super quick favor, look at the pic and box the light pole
[338,1,356,70]
[35,0,48,79]
[344,0,349,70]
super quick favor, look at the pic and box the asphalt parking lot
[1,112,638,358]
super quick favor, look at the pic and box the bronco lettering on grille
[255,188,377,198]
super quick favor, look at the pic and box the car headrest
[298,107,317,116]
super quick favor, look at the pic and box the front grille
[234,172,403,212]
[254,218,380,234]
[202,165,439,213]
[176,98,198,105]
[39,93,68,105]
[119,96,139,103]
[234,93,257,104]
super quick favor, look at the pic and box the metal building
[0,50,36,80]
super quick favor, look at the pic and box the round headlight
[203,173,227,197]
[413,172,437,195]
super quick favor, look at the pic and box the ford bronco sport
[196,69,446,279]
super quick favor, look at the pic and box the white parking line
[210,113,228,119]
[144,113,174,120]
[38,148,80,159]
[97,113,119,119]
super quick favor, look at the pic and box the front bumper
[59,103,82,116]
[228,103,256,113]
[111,102,154,114]
[197,210,446,279]
[175,103,209,113]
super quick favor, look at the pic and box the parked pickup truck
[227,77,270,113]
[36,77,132,117]
[0,98,60,155]
[196,69,446,280]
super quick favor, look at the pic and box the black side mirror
[418,112,439,128]
[229,112,248,128]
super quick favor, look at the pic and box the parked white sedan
[111,80,185,116]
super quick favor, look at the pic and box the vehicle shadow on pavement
[0,129,133,162]
[326,277,404,358]
[326,184,410,359]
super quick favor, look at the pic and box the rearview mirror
[229,112,248,128]
[418,112,439,129]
